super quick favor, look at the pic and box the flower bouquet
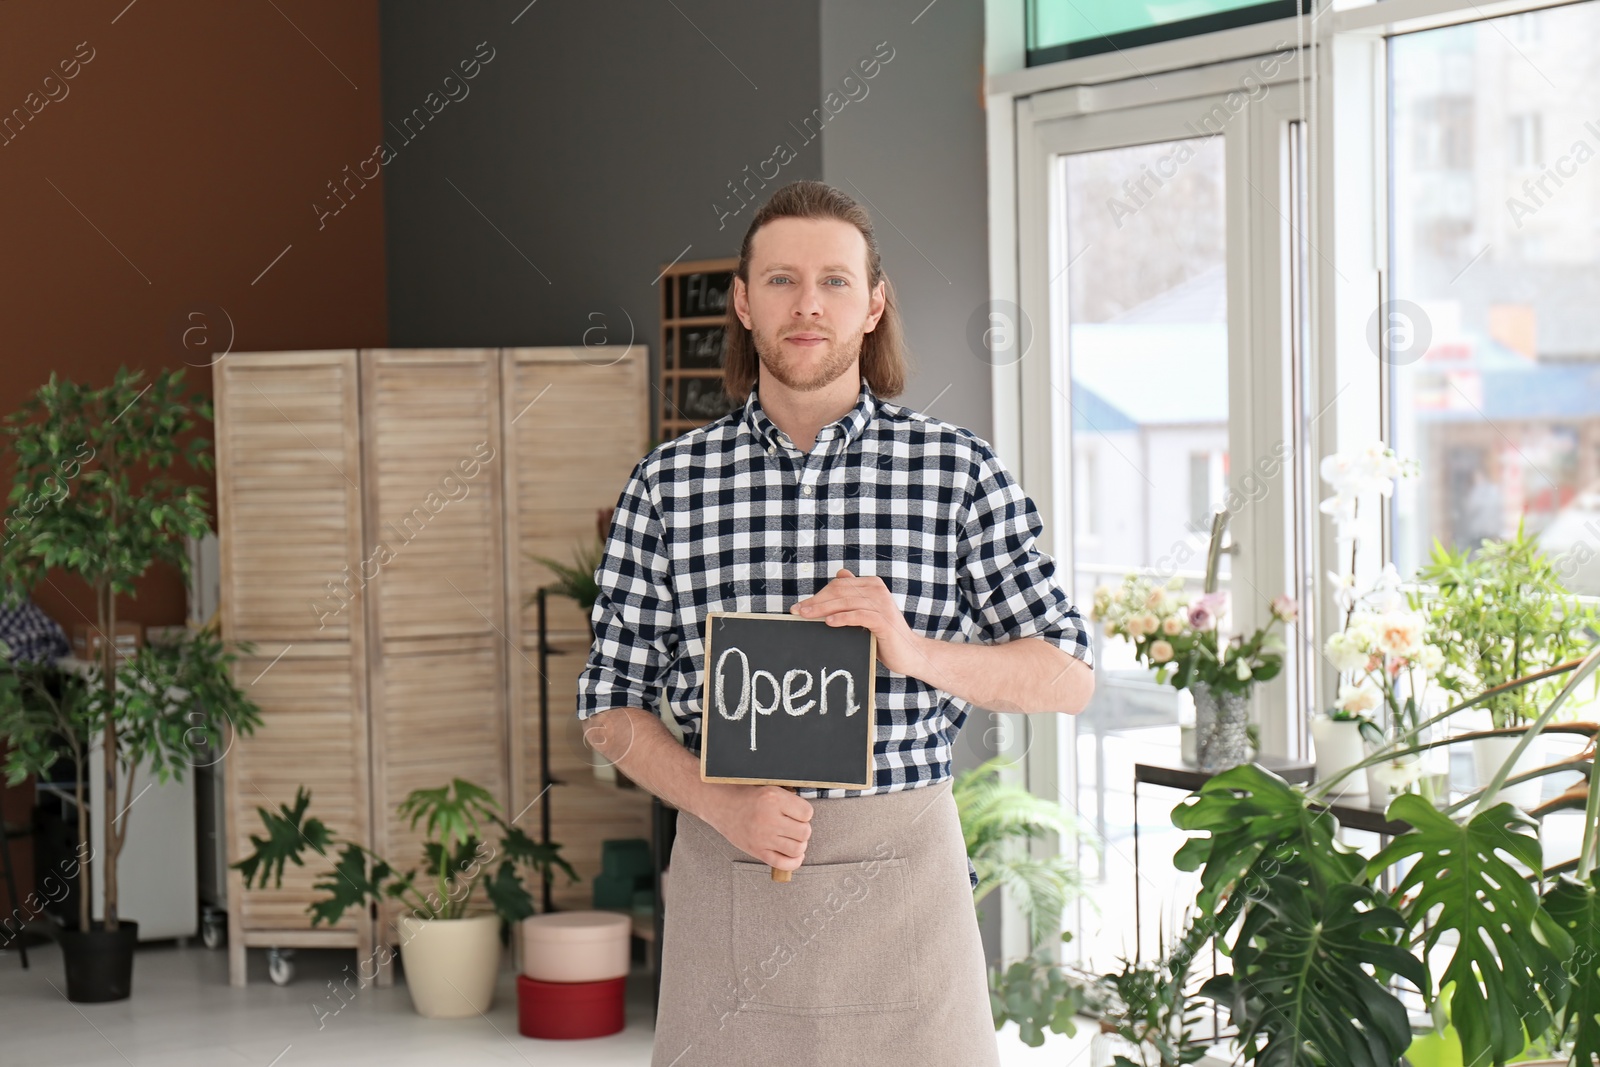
[1090,574,1297,772]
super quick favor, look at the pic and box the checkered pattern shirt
[576,376,1093,810]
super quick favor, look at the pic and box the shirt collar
[743,376,877,453]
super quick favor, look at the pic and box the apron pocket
[727,857,919,1017]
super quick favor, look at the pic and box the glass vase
[1192,681,1250,774]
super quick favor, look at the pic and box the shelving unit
[658,257,739,439]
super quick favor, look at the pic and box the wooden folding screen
[217,346,652,980]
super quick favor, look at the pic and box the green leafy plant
[988,934,1088,1048]
[1,367,262,933]
[1092,912,1227,1067]
[955,755,1085,948]
[1172,642,1600,1067]
[233,778,578,927]
[529,507,612,615]
[1414,521,1600,728]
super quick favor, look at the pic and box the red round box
[516,973,626,1040]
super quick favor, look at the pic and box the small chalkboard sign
[699,611,877,790]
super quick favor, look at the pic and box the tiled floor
[0,939,1094,1066]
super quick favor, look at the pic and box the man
[576,180,1095,1066]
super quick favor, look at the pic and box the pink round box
[520,910,632,983]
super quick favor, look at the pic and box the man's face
[734,217,886,393]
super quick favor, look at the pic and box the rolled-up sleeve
[956,440,1094,669]
[576,461,679,720]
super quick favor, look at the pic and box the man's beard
[752,323,865,393]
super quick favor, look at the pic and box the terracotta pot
[395,913,501,1019]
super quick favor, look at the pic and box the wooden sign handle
[772,786,797,883]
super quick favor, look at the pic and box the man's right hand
[703,783,814,871]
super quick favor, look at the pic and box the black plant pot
[58,920,139,1002]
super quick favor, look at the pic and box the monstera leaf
[1203,878,1424,1067]
[1543,870,1600,1066]
[1172,763,1364,917]
[1370,796,1573,1067]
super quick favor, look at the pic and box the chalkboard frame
[697,610,878,789]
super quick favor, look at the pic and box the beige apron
[651,779,1001,1067]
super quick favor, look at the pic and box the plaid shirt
[577,374,1092,808]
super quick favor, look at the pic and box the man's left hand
[790,568,931,680]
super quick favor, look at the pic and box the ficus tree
[0,367,261,932]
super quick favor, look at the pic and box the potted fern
[0,367,264,1002]
[954,756,1089,1047]
[234,777,578,1018]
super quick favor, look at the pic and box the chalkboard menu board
[658,257,738,440]
[699,612,878,789]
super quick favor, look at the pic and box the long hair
[722,180,909,401]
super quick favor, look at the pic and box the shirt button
[802,485,813,495]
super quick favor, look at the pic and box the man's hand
[703,783,814,871]
[790,568,932,680]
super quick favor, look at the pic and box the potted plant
[1170,641,1600,1067]
[1413,520,1600,808]
[1089,572,1296,774]
[1320,561,1447,800]
[0,367,264,1002]
[953,755,1090,1048]
[1312,442,1430,799]
[233,777,578,1019]
[529,506,613,638]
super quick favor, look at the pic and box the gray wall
[380,0,825,435]
[820,0,994,445]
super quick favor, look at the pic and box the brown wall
[0,0,388,631]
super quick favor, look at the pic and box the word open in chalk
[713,645,862,752]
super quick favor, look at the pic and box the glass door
[1021,79,1307,972]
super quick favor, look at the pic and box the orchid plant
[1317,443,1433,791]
[1090,574,1298,697]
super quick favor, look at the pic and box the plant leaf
[1370,795,1571,1066]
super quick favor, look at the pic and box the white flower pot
[1472,734,1545,811]
[1311,717,1369,802]
[395,913,502,1019]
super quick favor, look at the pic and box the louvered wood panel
[359,349,509,940]
[214,352,372,986]
[501,347,653,906]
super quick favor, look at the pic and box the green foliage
[2,366,214,601]
[1542,870,1600,1066]
[1096,912,1227,1067]
[1203,880,1424,1067]
[955,756,1084,948]
[530,538,604,614]
[988,935,1086,1048]
[0,366,258,929]
[1413,522,1600,728]
[233,779,579,928]
[1372,796,1572,1067]
[1172,765,1420,1067]
[0,656,95,786]
[101,627,263,784]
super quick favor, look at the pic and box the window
[1508,113,1543,169]
[1389,2,1600,597]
